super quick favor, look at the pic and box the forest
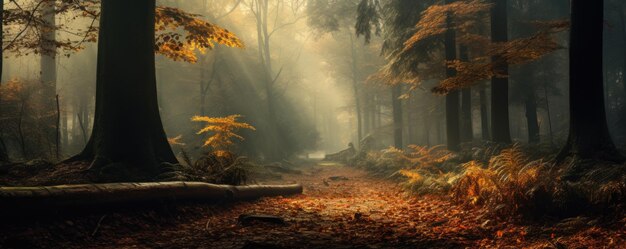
[0,0,625,248]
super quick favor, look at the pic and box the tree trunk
[459,46,473,143]
[445,1,460,151]
[41,0,57,99]
[392,85,403,148]
[0,0,2,83]
[0,182,302,215]
[0,1,9,162]
[350,34,363,143]
[557,0,622,162]
[490,0,512,144]
[479,84,490,140]
[71,0,177,176]
[424,107,431,147]
[518,64,540,144]
[619,3,626,103]
[543,80,554,145]
[524,95,540,144]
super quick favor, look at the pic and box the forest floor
[1,161,625,248]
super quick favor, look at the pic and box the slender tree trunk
[524,93,540,144]
[56,95,60,159]
[0,0,3,82]
[71,0,177,176]
[490,0,512,144]
[445,1,460,151]
[424,107,431,147]
[0,1,9,162]
[543,80,554,145]
[41,0,57,117]
[392,85,403,148]
[363,92,371,136]
[518,64,540,144]
[40,0,58,159]
[557,0,622,162]
[62,103,69,150]
[459,46,473,143]
[619,3,626,104]
[479,84,490,140]
[350,34,363,143]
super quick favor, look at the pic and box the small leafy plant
[191,114,256,157]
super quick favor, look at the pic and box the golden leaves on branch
[155,7,244,63]
[403,0,492,51]
[192,115,255,157]
[375,0,568,95]
[3,2,243,62]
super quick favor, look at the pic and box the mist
[1,0,626,248]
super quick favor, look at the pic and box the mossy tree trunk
[71,0,177,177]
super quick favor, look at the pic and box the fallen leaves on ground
[1,162,625,248]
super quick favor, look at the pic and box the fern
[192,114,256,157]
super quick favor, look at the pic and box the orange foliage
[155,7,244,63]
[377,0,568,94]
[192,114,255,157]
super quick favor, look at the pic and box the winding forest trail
[109,162,481,248]
[1,162,623,248]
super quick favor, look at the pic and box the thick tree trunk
[392,85,403,148]
[490,0,512,144]
[0,182,302,214]
[459,46,473,143]
[557,0,622,162]
[445,2,460,151]
[71,0,177,176]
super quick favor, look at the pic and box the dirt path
[93,162,476,249]
[1,162,624,248]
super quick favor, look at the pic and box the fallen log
[0,182,302,214]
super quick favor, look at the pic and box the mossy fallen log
[0,182,302,213]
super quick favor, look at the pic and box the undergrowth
[353,143,626,218]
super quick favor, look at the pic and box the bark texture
[558,0,622,162]
[0,182,303,214]
[72,0,177,175]
[490,0,512,144]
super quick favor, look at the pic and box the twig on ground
[91,214,107,237]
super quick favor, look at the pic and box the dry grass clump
[159,151,252,185]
